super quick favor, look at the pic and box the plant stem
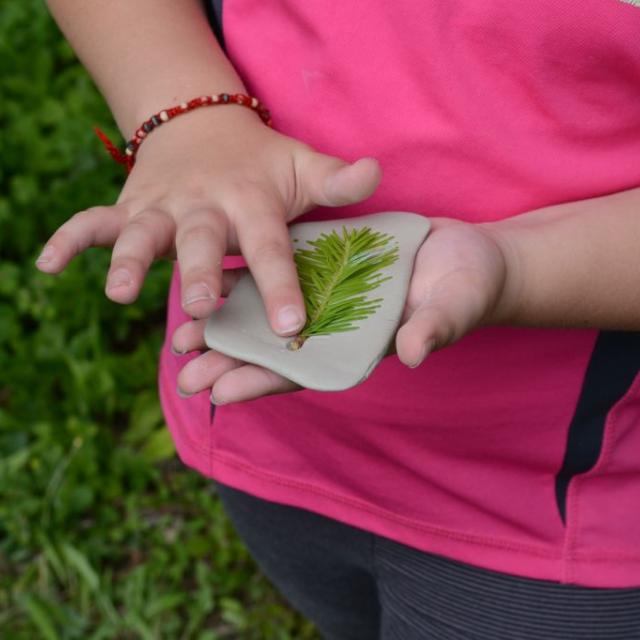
[305,233,352,332]
[286,335,307,351]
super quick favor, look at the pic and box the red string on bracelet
[94,93,272,173]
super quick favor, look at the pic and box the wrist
[127,80,248,135]
[101,92,271,172]
[114,79,247,139]
[477,220,524,326]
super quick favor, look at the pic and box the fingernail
[36,245,55,265]
[184,282,215,306]
[177,386,194,399]
[107,268,131,289]
[210,391,226,406]
[276,305,304,334]
[408,340,435,369]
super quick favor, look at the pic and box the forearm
[46,0,245,136]
[485,187,640,330]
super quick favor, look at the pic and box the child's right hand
[36,106,381,336]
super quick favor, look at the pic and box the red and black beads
[94,93,272,173]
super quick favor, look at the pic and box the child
[39,0,640,637]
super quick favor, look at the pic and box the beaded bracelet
[94,93,272,173]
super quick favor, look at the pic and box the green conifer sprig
[288,226,399,350]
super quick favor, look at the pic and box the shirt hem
[159,347,640,589]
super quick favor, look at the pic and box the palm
[173,218,507,402]
[395,218,507,365]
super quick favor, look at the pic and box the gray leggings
[216,482,640,640]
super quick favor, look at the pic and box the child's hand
[394,218,508,367]
[172,268,301,404]
[172,217,510,404]
[35,108,381,335]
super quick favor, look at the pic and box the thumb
[297,152,381,208]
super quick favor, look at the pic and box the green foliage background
[0,3,317,638]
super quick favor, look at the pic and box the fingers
[236,203,306,337]
[297,152,381,209]
[176,350,299,403]
[173,320,300,403]
[176,349,243,396]
[171,268,250,354]
[175,209,228,318]
[35,206,128,273]
[106,209,175,304]
[172,319,207,354]
[211,364,300,404]
[394,303,443,368]
[395,272,490,368]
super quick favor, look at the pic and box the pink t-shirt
[159,0,640,587]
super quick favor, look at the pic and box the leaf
[60,543,99,591]
[125,391,165,445]
[139,427,175,463]
[292,226,399,345]
[22,595,60,640]
[39,537,68,585]
[219,596,248,629]
[122,612,155,640]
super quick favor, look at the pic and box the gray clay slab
[204,212,430,391]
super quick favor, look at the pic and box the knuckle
[121,197,160,216]
[109,254,140,271]
[174,207,225,234]
[223,185,283,219]
[129,208,171,227]
[181,208,223,226]
[49,226,72,248]
[187,205,226,225]
[69,209,92,224]
[65,209,96,230]
[83,205,113,216]
[162,181,223,212]
[175,369,194,393]
[73,207,101,220]
[123,215,171,253]
[181,265,217,284]
[52,225,85,255]
[221,172,263,194]
[176,222,220,247]
[250,239,292,263]
[173,178,209,203]
[113,242,153,268]
[124,217,151,234]
[119,221,159,253]
[221,194,249,219]
[72,205,122,225]
[191,352,217,379]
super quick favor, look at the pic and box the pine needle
[289,226,399,349]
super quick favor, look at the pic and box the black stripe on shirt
[555,331,640,522]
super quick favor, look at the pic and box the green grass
[0,2,318,637]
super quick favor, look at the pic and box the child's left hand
[172,218,509,404]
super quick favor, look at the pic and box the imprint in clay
[204,212,430,391]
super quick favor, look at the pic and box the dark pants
[216,482,640,640]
